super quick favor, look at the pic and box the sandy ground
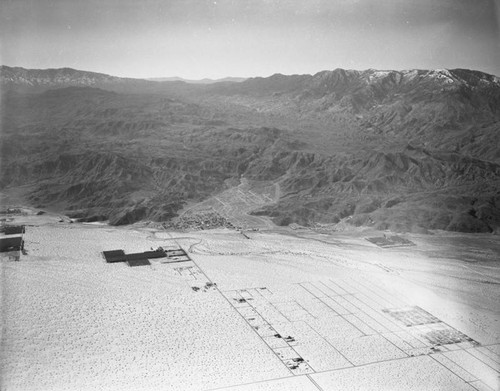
[1,213,499,390]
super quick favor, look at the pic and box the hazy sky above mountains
[1,0,499,79]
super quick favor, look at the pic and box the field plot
[186,231,500,390]
[1,221,499,391]
[367,235,416,248]
[221,278,484,372]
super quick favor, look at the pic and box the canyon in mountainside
[1,65,500,233]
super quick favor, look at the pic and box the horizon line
[1,64,499,80]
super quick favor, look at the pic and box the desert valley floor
[1,212,499,391]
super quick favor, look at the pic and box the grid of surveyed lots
[221,276,499,387]
[172,262,218,293]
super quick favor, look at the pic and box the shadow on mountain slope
[1,67,500,232]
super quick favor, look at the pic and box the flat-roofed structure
[126,258,151,267]
[0,236,24,252]
[103,247,179,267]
[3,225,25,235]
[125,249,166,262]
[102,249,126,263]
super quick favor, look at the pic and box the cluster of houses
[103,247,191,267]
[0,225,25,261]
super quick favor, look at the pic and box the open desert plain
[1,207,499,391]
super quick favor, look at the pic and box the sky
[1,0,499,79]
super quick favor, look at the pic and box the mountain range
[1,65,499,232]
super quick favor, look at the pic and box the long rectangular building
[4,225,25,235]
[0,236,24,252]
[102,249,126,263]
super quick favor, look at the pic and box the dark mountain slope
[248,145,500,232]
[0,87,284,224]
[200,68,500,161]
[1,67,499,232]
